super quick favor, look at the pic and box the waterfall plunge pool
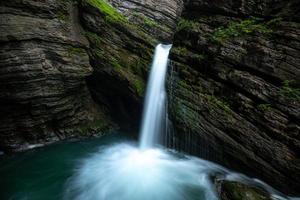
[1,44,299,200]
[0,132,297,200]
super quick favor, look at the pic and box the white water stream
[64,44,299,200]
[139,44,172,149]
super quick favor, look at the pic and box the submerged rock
[167,0,300,195]
[217,180,272,200]
[0,0,299,197]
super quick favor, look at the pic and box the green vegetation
[265,17,283,27]
[172,46,206,61]
[130,12,170,33]
[83,0,127,23]
[187,52,206,61]
[207,95,232,114]
[57,11,69,21]
[144,17,158,27]
[110,58,122,70]
[257,104,272,112]
[85,31,149,80]
[79,1,154,98]
[67,46,86,56]
[133,79,145,96]
[279,80,300,100]
[82,0,157,45]
[210,17,272,44]
[176,18,200,32]
[178,80,190,88]
[77,118,110,135]
[127,58,147,76]
[173,46,189,55]
[132,12,158,27]
[85,31,104,47]
[222,181,272,200]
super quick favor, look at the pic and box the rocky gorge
[0,0,299,198]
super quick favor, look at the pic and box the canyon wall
[0,0,183,152]
[0,0,299,195]
[168,0,300,194]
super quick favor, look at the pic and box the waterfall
[139,43,172,149]
[63,44,297,200]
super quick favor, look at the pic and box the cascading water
[64,44,298,200]
[139,44,172,149]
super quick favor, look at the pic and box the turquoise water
[0,134,127,200]
[0,133,221,200]
[1,133,296,200]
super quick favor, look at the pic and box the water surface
[0,133,126,200]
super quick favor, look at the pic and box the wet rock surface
[168,0,300,195]
[108,0,184,41]
[0,0,183,152]
[216,180,273,200]
[79,0,183,130]
[0,0,111,152]
[0,0,299,197]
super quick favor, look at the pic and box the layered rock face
[0,0,111,152]
[0,0,184,152]
[79,0,183,129]
[108,0,184,41]
[168,0,300,195]
[1,0,299,196]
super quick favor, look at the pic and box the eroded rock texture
[168,0,300,195]
[0,0,112,152]
[80,0,183,129]
[216,180,273,200]
[108,0,184,41]
[0,0,184,151]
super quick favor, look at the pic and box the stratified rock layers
[0,0,299,196]
[168,0,300,195]
[0,0,107,151]
[79,0,183,129]
[0,0,184,151]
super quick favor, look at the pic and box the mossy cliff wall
[0,0,183,152]
[0,0,299,196]
[168,0,300,195]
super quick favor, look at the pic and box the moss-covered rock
[217,181,272,200]
[168,0,300,195]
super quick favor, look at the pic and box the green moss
[207,95,232,114]
[83,0,127,23]
[131,12,170,33]
[222,181,272,200]
[85,31,104,47]
[67,46,86,56]
[173,46,189,55]
[82,1,156,46]
[210,17,273,44]
[57,11,69,21]
[194,54,205,60]
[266,17,283,27]
[172,46,206,61]
[144,17,158,27]
[176,18,200,32]
[279,80,300,100]
[132,79,145,96]
[128,59,147,77]
[132,12,158,27]
[257,104,272,112]
[77,118,110,135]
[172,98,199,128]
[110,58,122,70]
[178,80,190,88]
